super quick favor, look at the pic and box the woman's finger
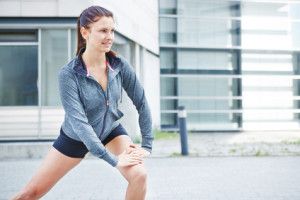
[128,143,138,149]
[128,153,141,159]
[128,155,142,161]
[129,156,143,162]
[125,146,137,154]
[130,148,147,156]
[126,152,142,159]
[129,151,143,156]
[129,160,142,164]
[125,157,141,163]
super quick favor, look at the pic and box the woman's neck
[82,47,106,70]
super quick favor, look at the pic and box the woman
[12,5,153,200]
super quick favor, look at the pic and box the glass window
[160,77,177,125]
[242,52,294,121]
[178,0,239,17]
[160,77,176,96]
[0,29,38,42]
[160,17,177,44]
[177,18,238,47]
[186,113,235,129]
[242,53,293,72]
[242,2,289,18]
[241,18,291,50]
[160,49,176,71]
[292,22,300,49]
[159,1,300,131]
[161,113,177,125]
[241,2,299,50]
[177,77,234,126]
[41,29,68,106]
[0,45,38,106]
[177,77,232,97]
[159,0,177,14]
[290,3,300,19]
[178,50,234,70]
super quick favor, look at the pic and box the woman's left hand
[129,144,150,158]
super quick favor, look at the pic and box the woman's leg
[105,135,148,200]
[11,147,83,200]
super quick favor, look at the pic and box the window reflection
[0,46,38,106]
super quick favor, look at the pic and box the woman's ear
[80,27,89,41]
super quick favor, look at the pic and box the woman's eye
[99,29,115,34]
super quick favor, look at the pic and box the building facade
[159,0,300,131]
[0,0,160,140]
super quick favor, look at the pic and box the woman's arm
[58,69,118,166]
[120,58,154,153]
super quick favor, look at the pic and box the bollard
[178,106,189,155]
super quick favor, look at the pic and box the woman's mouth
[102,42,112,46]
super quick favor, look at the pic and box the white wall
[118,45,160,140]
[142,49,161,130]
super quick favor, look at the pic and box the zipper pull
[106,100,109,106]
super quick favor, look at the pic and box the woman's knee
[128,165,148,184]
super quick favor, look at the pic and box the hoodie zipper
[86,66,110,137]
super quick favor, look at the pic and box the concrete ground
[1,131,300,199]
[152,131,300,157]
[1,157,300,200]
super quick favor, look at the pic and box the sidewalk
[1,131,300,199]
[1,157,300,199]
[152,130,300,157]
[1,131,300,159]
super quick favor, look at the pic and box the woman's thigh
[105,135,147,182]
[104,135,133,156]
[25,147,83,195]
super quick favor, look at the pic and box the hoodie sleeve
[120,58,154,152]
[58,69,118,167]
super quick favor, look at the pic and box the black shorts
[52,124,128,158]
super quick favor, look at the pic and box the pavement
[152,131,300,157]
[1,131,300,199]
[1,157,300,200]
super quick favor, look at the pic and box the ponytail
[76,17,86,56]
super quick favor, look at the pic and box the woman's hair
[76,5,116,56]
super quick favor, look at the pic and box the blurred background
[159,0,300,132]
[0,0,300,139]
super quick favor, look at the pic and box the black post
[178,106,189,155]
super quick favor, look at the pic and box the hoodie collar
[73,48,122,81]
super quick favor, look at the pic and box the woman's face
[81,16,115,53]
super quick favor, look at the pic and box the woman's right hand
[116,145,144,168]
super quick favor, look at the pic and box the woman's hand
[116,144,150,169]
[128,144,150,158]
[133,144,150,158]
[116,145,143,168]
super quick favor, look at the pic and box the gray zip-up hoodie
[58,48,153,167]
